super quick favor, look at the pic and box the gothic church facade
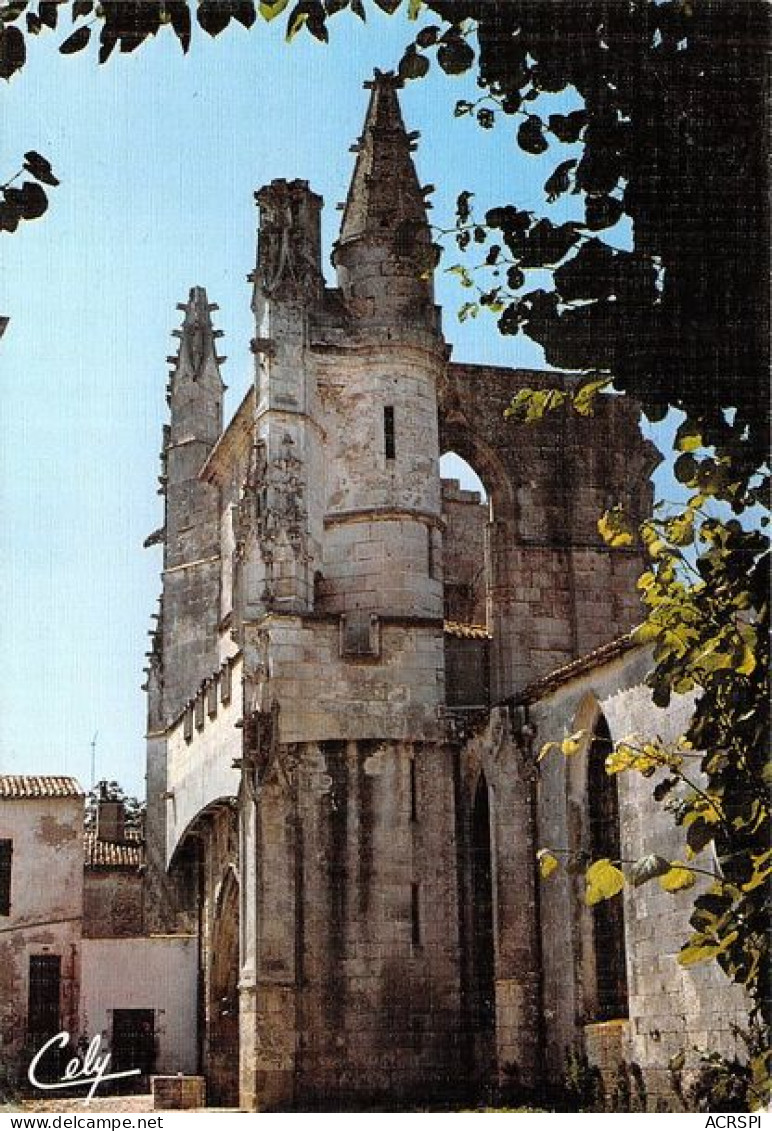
[142,74,745,1110]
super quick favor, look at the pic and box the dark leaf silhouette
[0,24,25,78]
[59,24,90,53]
[23,150,60,185]
[517,115,548,155]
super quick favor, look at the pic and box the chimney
[96,791,126,843]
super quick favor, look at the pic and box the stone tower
[144,287,225,933]
[235,72,464,1110]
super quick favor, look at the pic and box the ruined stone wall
[0,797,83,1086]
[441,478,489,627]
[529,646,748,1108]
[439,365,657,700]
[83,872,143,938]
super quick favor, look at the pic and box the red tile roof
[84,829,144,871]
[515,633,639,704]
[0,775,84,800]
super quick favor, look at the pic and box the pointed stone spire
[171,285,225,381]
[333,72,440,334]
[338,71,429,246]
[167,286,224,450]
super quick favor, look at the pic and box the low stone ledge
[151,1075,206,1110]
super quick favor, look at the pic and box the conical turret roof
[338,71,430,246]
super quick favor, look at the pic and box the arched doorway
[207,868,240,1106]
[471,774,496,1038]
[587,714,628,1020]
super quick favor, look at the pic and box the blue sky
[0,10,661,798]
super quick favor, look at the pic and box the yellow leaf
[598,509,634,548]
[659,862,697,893]
[678,931,738,967]
[678,942,722,966]
[585,858,626,905]
[537,741,559,762]
[605,748,634,774]
[736,642,757,676]
[560,730,585,756]
[742,850,772,893]
[537,849,559,879]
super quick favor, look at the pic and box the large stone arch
[439,361,657,700]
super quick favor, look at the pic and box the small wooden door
[111,1009,155,1092]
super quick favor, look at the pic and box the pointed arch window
[587,712,629,1021]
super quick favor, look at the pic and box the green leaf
[675,420,703,452]
[572,377,611,416]
[630,854,672,887]
[505,387,568,424]
[537,849,559,879]
[585,858,626,905]
[678,937,732,967]
[660,862,697,893]
[259,0,289,18]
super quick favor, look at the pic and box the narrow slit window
[409,759,418,822]
[384,406,395,460]
[427,527,435,579]
[411,882,421,945]
[0,840,12,916]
